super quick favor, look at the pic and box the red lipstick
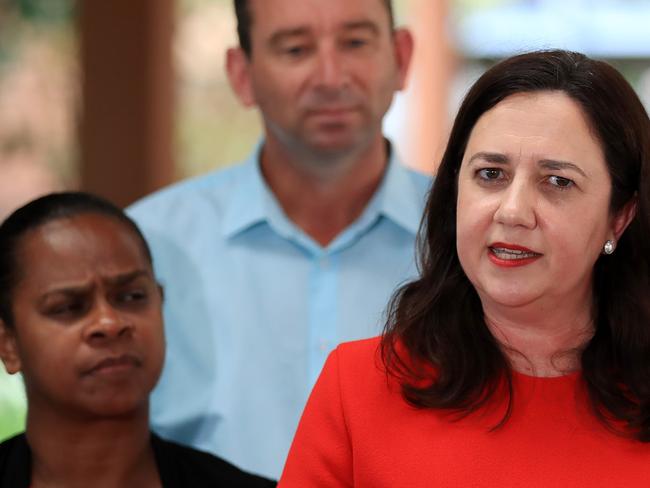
[488,242,542,268]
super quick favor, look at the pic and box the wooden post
[405,0,455,174]
[78,0,175,207]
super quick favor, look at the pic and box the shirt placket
[307,251,339,387]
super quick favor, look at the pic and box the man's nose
[493,180,537,229]
[313,46,348,91]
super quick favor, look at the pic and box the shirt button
[319,340,329,352]
[319,256,329,269]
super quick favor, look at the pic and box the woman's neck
[482,293,594,377]
[27,407,160,488]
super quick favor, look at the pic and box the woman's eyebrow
[39,270,150,298]
[39,284,92,302]
[467,151,509,165]
[538,159,587,177]
[105,269,150,286]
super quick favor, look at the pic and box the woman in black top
[0,192,275,488]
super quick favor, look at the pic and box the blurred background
[1,0,649,441]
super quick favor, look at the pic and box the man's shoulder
[127,162,250,225]
[152,434,276,487]
[385,157,433,207]
[399,164,433,194]
[376,159,432,234]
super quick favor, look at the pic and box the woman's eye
[48,301,86,317]
[118,290,147,304]
[547,175,574,189]
[477,168,504,181]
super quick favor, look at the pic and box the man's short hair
[234,0,395,58]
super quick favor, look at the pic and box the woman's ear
[612,196,638,241]
[0,319,21,375]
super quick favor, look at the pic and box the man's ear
[612,196,638,241]
[0,319,21,375]
[392,28,415,91]
[225,47,257,107]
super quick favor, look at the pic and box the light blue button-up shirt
[128,144,431,479]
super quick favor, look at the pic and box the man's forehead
[248,0,390,36]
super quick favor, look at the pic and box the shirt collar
[222,140,425,240]
[221,142,272,239]
[374,149,425,236]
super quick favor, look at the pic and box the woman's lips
[84,354,141,376]
[488,242,542,268]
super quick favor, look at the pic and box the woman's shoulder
[335,336,382,358]
[324,336,404,403]
[0,433,20,462]
[151,434,276,488]
[333,336,418,379]
[330,337,385,378]
[0,433,30,488]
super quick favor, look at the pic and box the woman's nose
[493,181,537,229]
[83,302,133,343]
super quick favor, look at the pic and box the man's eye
[477,168,504,181]
[547,175,574,189]
[284,45,308,57]
[343,38,368,49]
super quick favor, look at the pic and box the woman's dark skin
[0,213,165,488]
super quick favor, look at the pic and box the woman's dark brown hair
[382,49,650,439]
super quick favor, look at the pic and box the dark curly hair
[382,49,650,440]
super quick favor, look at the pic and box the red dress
[280,337,650,487]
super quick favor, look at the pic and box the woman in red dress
[281,49,650,487]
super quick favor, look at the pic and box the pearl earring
[603,240,615,255]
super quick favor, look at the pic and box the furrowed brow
[41,283,92,299]
[38,271,150,303]
[106,270,150,286]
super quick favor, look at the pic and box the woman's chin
[75,392,149,420]
[476,286,542,311]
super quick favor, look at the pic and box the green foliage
[0,0,73,66]
[4,0,73,23]
[0,369,26,442]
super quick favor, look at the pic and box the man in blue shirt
[129,0,430,479]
